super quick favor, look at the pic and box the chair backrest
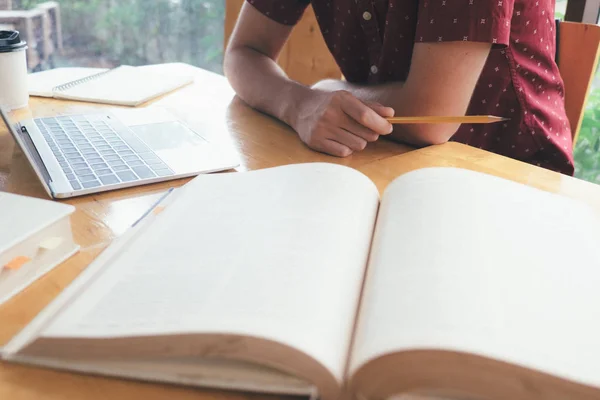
[557,21,600,143]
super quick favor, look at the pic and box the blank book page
[40,163,380,382]
[350,167,600,389]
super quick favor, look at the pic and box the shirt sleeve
[246,0,310,26]
[415,0,515,48]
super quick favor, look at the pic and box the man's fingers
[300,91,396,157]
[340,94,393,135]
[340,115,381,142]
[365,101,395,118]
[331,128,369,151]
[314,139,354,157]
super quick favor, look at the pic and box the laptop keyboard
[35,115,174,191]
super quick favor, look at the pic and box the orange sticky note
[4,256,30,270]
[152,206,166,216]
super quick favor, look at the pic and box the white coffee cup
[0,30,29,110]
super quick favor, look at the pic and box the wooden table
[1,63,600,400]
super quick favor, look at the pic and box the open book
[2,163,600,400]
[27,65,193,106]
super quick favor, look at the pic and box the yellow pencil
[385,115,508,124]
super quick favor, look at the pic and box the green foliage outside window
[554,0,600,183]
[574,82,600,183]
[19,0,225,73]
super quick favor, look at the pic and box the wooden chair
[556,21,600,144]
[0,7,43,70]
[36,1,63,54]
[0,1,63,71]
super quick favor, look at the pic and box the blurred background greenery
[18,0,225,73]
[556,0,600,183]
[13,0,600,184]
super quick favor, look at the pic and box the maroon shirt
[247,0,574,175]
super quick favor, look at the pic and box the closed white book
[0,192,79,305]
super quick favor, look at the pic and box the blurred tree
[17,0,224,72]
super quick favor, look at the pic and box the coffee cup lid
[0,31,27,53]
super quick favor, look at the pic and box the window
[13,0,225,74]
[556,0,568,19]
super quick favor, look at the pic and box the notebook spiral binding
[53,68,115,92]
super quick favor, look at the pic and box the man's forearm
[312,79,404,110]
[224,46,313,130]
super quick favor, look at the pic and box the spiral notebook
[28,65,194,106]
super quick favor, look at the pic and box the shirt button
[370,65,378,74]
[362,11,372,21]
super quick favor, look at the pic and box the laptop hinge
[18,124,54,188]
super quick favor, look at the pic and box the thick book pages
[0,192,79,305]
[3,163,379,400]
[349,168,600,400]
[3,164,600,400]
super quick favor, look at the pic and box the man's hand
[225,3,490,151]
[293,90,394,157]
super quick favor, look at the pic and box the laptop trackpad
[130,121,208,150]
[130,121,223,173]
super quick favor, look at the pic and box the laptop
[0,106,240,198]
